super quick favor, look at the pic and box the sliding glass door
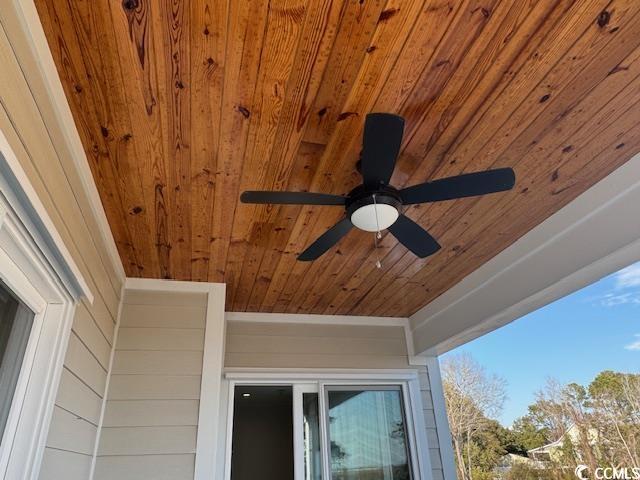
[324,387,412,480]
[229,382,417,480]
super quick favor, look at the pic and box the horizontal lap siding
[94,291,207,480]
[94,454,195,480]
[39,448,93,480]
[419,368,445,480]
[225,321,410,369]
[0,18,123,480]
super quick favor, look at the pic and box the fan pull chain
[372,194,382,269]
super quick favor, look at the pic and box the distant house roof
[528,424,598,457]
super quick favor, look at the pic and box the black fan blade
[361,113,405,187]
[241,191,346,205]
[388,214,441,258]
[298,218,353,261]
[399,168,515,205]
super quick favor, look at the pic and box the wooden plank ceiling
[36,0,640,316]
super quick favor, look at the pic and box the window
[0,283,34,442]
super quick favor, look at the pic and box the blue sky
[442,261,640,426]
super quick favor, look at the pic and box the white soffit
[411,152,640,355]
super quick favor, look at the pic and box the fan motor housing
[346,185,401,212]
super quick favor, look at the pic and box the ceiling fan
[241,113,515,262]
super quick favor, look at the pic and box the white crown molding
[125,277,223,294]
[225,310,408,326]
[411,152,640,355]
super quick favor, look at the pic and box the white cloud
[600,291,640,307]
[615,262,640,289]
[594,262,640,307]
[624,334,640,351]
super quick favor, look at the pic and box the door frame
[222,370,433,480]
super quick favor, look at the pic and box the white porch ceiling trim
[226,311,407,326]
[411,152,640,355]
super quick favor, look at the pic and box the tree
[470,420,510,470]
[527,379,598,473]
[441,353,507,480]
[511,415,550,453]
[505,463,554,480]
[527,379,573,442]
[518,372,640,475]
[588,371,640,468]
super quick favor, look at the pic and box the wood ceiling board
[35,0,640,316]
[368,1,633,316]
[299,0,549,315]
[330,0,640,316]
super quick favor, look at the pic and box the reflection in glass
[327,388,411,480]
[0,282,34,442]
[303,393,322,480]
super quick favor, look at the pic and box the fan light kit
[349,196,399,232]
[241,113,516,263]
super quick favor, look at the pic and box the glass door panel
[0,283,34,443]
[325,387,412,480]
[294,384,323,480]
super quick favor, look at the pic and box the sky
[442,261,640,426]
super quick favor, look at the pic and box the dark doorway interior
[230,385,294,480]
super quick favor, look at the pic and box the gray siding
[94,291,207,480]
[0,15,123,480]
[419,367,445,480]
[225,321,409,368]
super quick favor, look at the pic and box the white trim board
[122,277,226,480]
[125,277,222,294]
[411,152,640,355]
[224,369,421,380]
[226,311,407,326]
[88,282,125,480]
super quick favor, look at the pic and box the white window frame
[0,132,91,479]
[222,371,433,480]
